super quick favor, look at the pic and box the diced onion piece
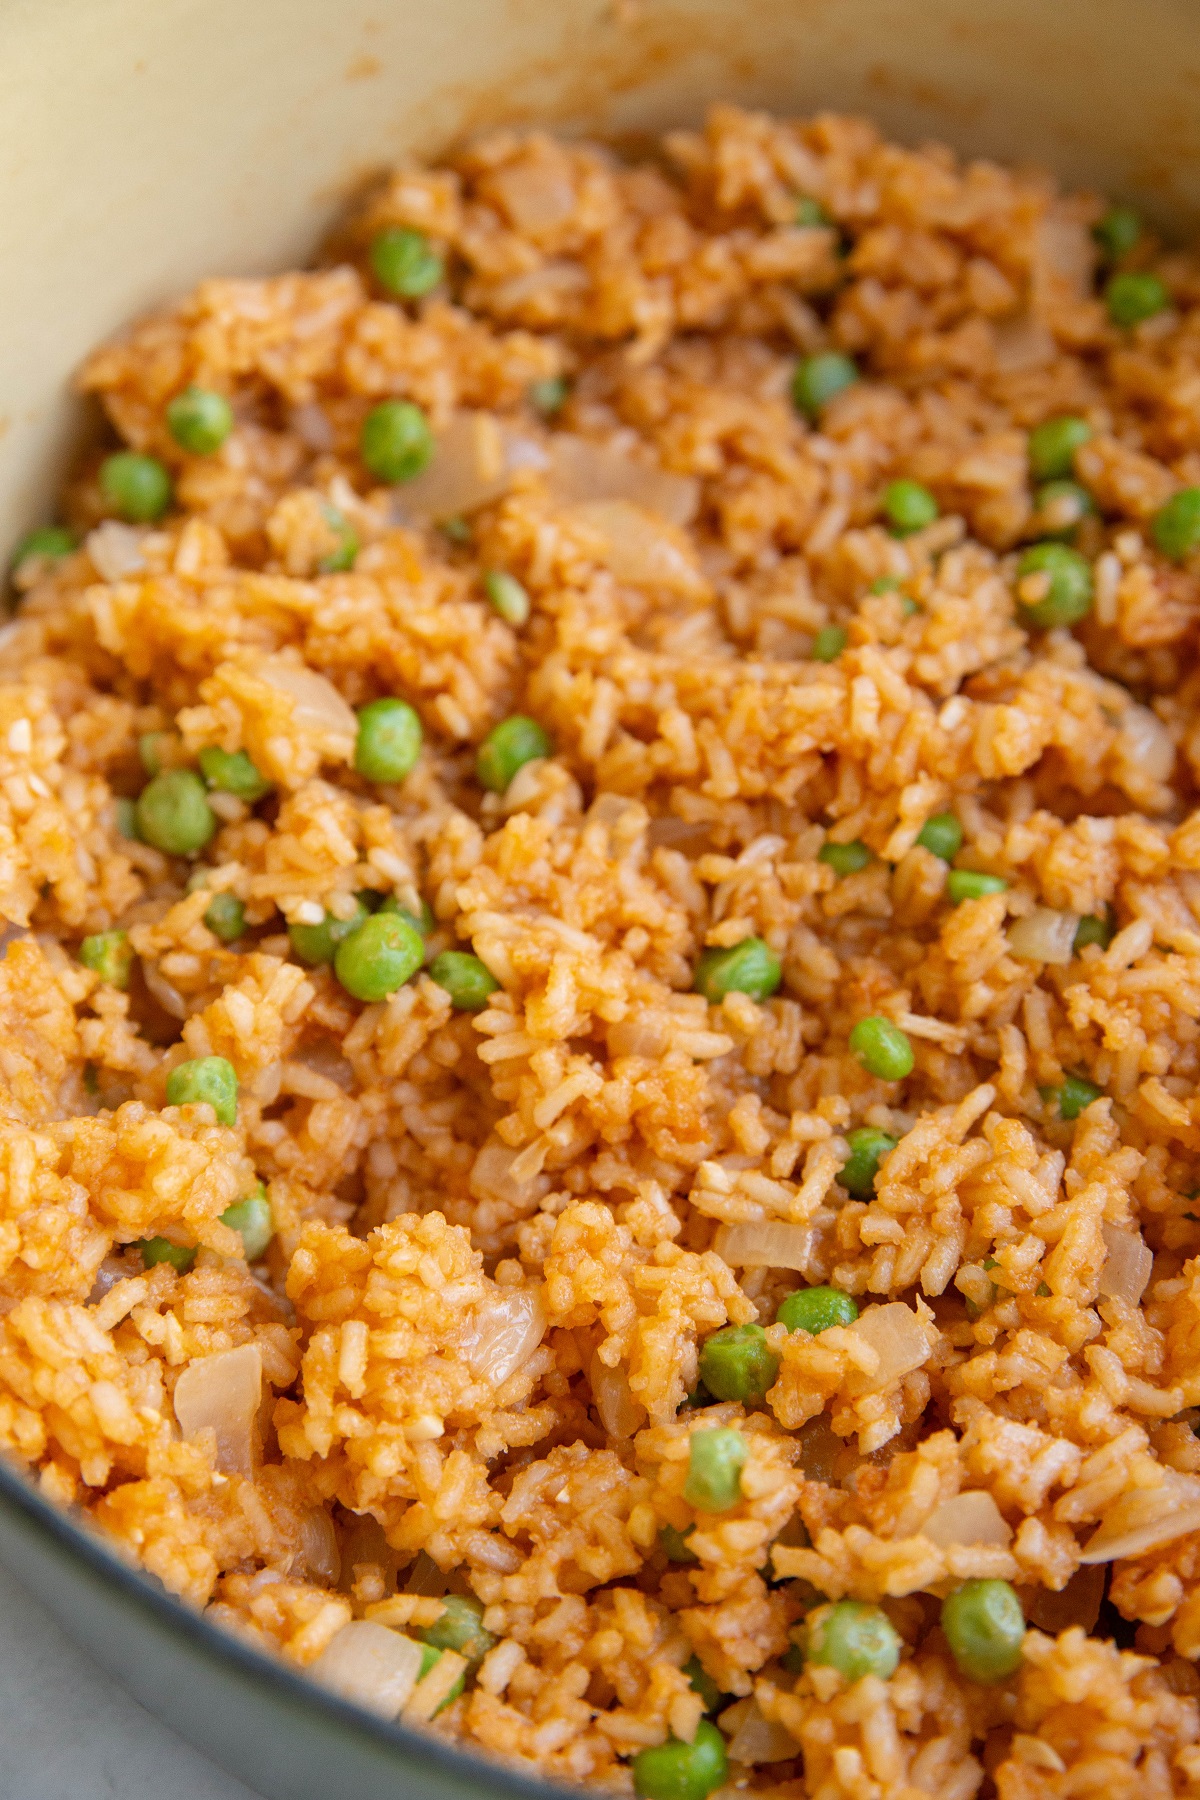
[300,1508,341,1586]
[1080,1469,1200,1563]
[464,1286,546,1385]
[1098,1222,1154,1307]
[468,1139,551,1213]
[846,1303,931,1391]
[547,435,698,526]
[567,499,706,596]
[1008,907,1079,965]
[1118,704,1175,785]
[1033,212,1096,301]
[87,521,147,581]
[589,1354,646,1439]
[173,1342,262,1476]
[725,1702,797,1765]
[714,1221,813,1270]
[393,412,548,520]
[257,658,358,751]
[309,1622,423,1718]
[921,1490,1012,1549]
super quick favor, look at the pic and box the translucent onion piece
[1023,1563,1105,1635]
[1097,1223,1154,1307]
[1033,212,1096,301]
[299,1508,341,1586]
[490,156,578,233]
[87,521,146,581]
[606,1016,670,1059]
[546,435,699,526]
[921,1490,1012,1549]
[1008,907,1079,965]
[309,1622,423,1718]
[713,1221,813,1270]
[1080,1469,1200,1563]
[1118,704,1175,785]
[468,1140,551,1214]
[846,1303,932,1391]
[464,1285,546,1386]
[567,499,707,596]
[393,412,548,520]
[173,1342,262,1476]
[257,658,358,750]
[589,1354,646,1439]
[725,1702,797,1765]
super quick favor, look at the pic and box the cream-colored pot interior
[2,0,1199,557]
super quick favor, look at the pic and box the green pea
[198,746,272,803]
[428,950,499,1012]
[136,770,216,856]
[12,526,75,568]
[947,870,1009,903]
[318,505,358,573]
[777,1285,859,1333]
[334,911,425,1002]
[360,400,434,484]
[166,386,234,456]
[869,575,900,595]
[1105,270,1169,328]
[416,1642,466,1713]
[694,937,781,1004]
[792,352,858,422]
[137,1237,196,1274]
[369,227,444,299]
[483,569,531,626]
[916,813,963,861]
[288,897,369,967]
[684,1428,746,1513]
[1093,205,1141,263]
[100,452,172,523]
[354,697,423,783]
[806,1600,900,1683]
[811,624,847,661]
[883,479,938,535]
[818,839,871,877]
[419,1594,494,1671]
[1151,488,1200,562]
[940,1579,1024,1683]
[115,797,140,841]
[204,892,246,944]
[839,1127,898,1199]
[529,376,569,417]
[79,930,134,990]
[221,1184,273,1260]
[1073,910,1114,954]
[659,1524,697,1564]
[849,1016,914,1081]
[632,1719,728,1800]
[1015,542,1093,629]
[698,1323,779,1403]
[476,715,552,793]
[794,196,832,227]
[1033,479,1095,538]
[1027,416,1092,482]
[1043,1073,1103,1121]
[165,1055,238,1126]
[684,1657,723,1714]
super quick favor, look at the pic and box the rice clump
[4,102,1200,1795]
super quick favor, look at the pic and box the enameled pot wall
[0,0,1199,1794]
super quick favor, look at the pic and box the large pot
[0,1,1197,1794]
